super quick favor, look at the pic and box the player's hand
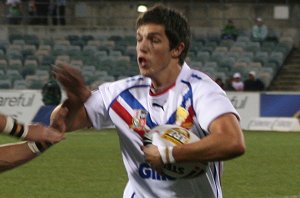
[142,144,164,173]
[50,105,69,132]
[26,124,64,143]
[52,62,91,103]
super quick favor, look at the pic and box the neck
[150,81,175,94]
[151,63,182,89]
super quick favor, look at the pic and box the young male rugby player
[52,4,245,198]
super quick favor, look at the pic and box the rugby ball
[143,124,208,179]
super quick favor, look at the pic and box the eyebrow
[148,32,162,37]
[137,31,163,38]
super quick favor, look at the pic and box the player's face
[136,24,181,85]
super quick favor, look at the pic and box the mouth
[138,56,147,68]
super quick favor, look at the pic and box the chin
[141,73,151,78]
[139,69,150,77]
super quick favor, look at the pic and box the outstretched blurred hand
[26,124,64,143]
[52,62,91,104]
[50,104,69,133]
[26,105,68,143]
[51,62,93,132]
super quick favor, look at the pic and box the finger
[54,61,71,70]
[47,134,65,144]
[52,63,66,75]
[45,127,65,143]
[57,73,83,88]
[52,63,74,79]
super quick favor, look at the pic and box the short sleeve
[193,80,239,132]
[84,84,113,129]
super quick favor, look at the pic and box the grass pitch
[0,129,300,198]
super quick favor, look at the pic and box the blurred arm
[51,63,93,132]
[0,142,37,173]
[0,113,64,143]
[50,101,92,132]
[0,113,65,173]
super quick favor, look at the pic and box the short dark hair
[136,4,191,66]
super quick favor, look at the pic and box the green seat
[9,33,24,43]
[13,79,28,89]
[8,59,23,70]
[22,64,37,78]
[28,79,44,89]
[0,79,12,89]
[196,51,210,63]
[0,59,8,71]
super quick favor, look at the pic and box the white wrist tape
[157,146,175,164]
[3,116,14,134]
[3,116,29,139]
[27,141,41,155]
[21,125,29,139]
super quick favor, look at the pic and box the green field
[0,130,300,198]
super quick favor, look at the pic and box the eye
[136,35,142,42]
[151,37,160,43]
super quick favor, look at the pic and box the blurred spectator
[6,0,23,24]
[51,0,66,25]
[215,77,225,90]
[32,73,62,126]
[221,19,239,41]
[42,74,62,106]
[35,0,50,25]
[230,72,244,91]
[251,17,268,42]
[244,71,265,91]
[28,0,38,24]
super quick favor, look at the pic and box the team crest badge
[176,107,189,125]
[175,106,194,129]
[131,109,148,130]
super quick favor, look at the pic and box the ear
[171,42,185,58]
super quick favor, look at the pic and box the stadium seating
[0,28,295,90]
[0,79,11,89]
[0,59,8,71]
[13,79,28,89]
[8,59,23,70]
[196,51,210,62]
[0,69,4,76]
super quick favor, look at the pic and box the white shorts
[123,181,136,198]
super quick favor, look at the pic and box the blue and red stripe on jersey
[110,82,196,137]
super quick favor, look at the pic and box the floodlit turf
[0,129,127,198]
[0,129,300,198]
[223,131,300,198]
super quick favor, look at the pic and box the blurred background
[0,0,300,131]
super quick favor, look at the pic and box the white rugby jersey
[84,63,239,198]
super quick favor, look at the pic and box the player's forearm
[0,114,6,132]
[173,132,245,163]
[173,114,246,162]
[51,101,91,132]
[0,140,56,173]
[65,106,91,131]
[0,142,37,173]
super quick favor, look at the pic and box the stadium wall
[0,90,44,124]
[1,90,299,131]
